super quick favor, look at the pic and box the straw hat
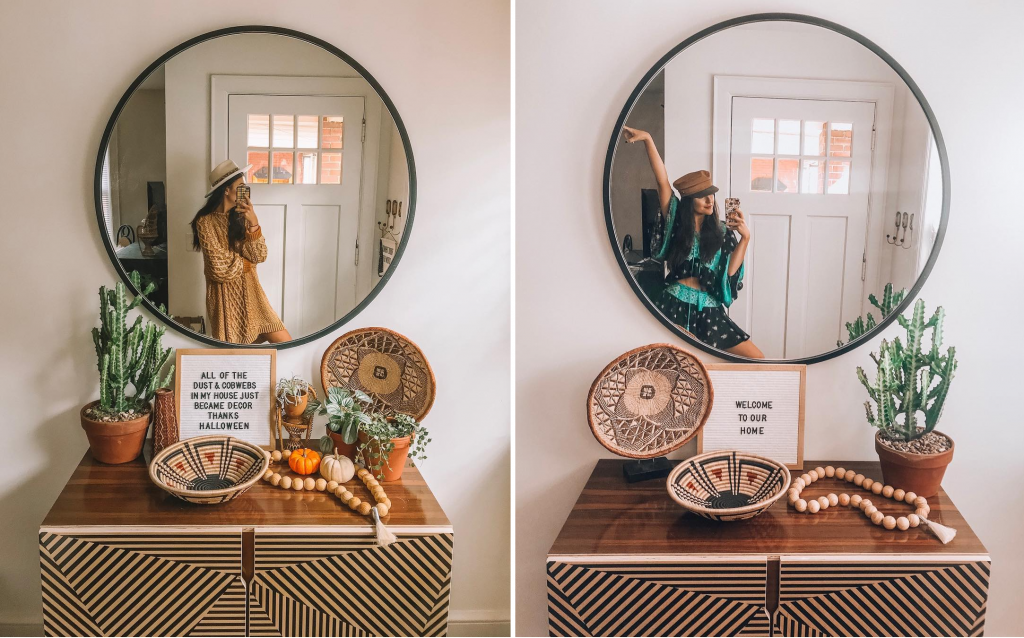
[673,170,719,199]
[206,159,251,197]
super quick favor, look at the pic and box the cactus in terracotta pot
[92,273,174,414]
[857,298,957,497]
[858,298,956,442]
[83,272,174,464]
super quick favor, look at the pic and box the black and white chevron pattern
[40,531,453,637]
[40,532,240,637]
[775,560,990,637]
[547,560,767,636]
[254,532,454,637]
[190,578,246,636]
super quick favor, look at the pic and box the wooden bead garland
[787,465,957,544]
[261,449,398,546]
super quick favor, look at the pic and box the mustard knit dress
[195,211,285,344]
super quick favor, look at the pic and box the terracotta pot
[875,430,954,498]
[282,391,308,418]
[80,400,151,464]
[327,430,358,460]
[359,432,412,482]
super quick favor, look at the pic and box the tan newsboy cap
[673,170,719,199]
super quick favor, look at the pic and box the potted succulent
[357,413,431,482]
[857,298,957,497]
[313,386,374,459]
[83,274,174,464]
[276,376,313,419]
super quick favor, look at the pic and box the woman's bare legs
[726,339,765,359]
[261,329,292,343]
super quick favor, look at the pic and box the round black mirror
[604,14,948,363]
[96,26,416,348]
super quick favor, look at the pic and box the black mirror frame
[94,25,417,349]
[602,13,949,364]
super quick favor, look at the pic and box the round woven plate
[587,343,713,459]
[666,450,791,521]
[321,327,436,420]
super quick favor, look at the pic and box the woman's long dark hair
[666,195,724,273]
[190,177,247,252]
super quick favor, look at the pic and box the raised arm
[623,125,672,214]
[196,216,244,282]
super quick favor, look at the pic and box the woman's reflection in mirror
[190,160,293,345]
[623,125,764,359]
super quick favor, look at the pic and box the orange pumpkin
[288,448,321,475]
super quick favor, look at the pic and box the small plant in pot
[857,298,956,498]
[276,376,314,419]
[314,387,374,460]
[84,274,174,464]
[357,413,431,482]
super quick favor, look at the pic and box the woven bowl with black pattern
[667,451,791,521]
[149,435,269,505]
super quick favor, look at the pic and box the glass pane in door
[322,116,344,149]
[273,115,294,148]
[750,158,774,192]
[271,152,293,184]
[296,151,317,184]
[321,152,342,184]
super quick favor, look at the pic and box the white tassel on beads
[372,506,398,547]
[920,517,957,544]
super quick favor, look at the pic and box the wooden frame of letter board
[174,348,278,450]
[697,363,805,470]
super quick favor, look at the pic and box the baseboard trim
[448,618,512,637]
[0,623,41,637]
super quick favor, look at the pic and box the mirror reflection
[610,21,943,360]
[101,32,411,344]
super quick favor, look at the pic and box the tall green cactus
[838,283,907,347]
[857,298,956,441]
[91,272,174,415]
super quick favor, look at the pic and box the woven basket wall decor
[587,343,713,459]
[321,327,436,420]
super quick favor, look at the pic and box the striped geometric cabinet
[548,460,990,637]
[40,451,453,637]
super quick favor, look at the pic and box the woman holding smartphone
[190,159,292,344]
[623,126,764,359]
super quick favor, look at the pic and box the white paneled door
[728,97,876,359]
[228,95,364,337]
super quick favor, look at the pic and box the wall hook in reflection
[378,199,404,240]
[885,211,914,249]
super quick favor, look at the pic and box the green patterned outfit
[652,195,750,350]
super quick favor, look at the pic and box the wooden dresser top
[41,450,451,530]
[548,459,986,558]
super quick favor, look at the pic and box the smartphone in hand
[236,183,250,205]
[725,197,740,221]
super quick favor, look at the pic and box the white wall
[517,1,1024,635]
[0,0,509,631]
[371,118,411,283]
[113,89,166,232]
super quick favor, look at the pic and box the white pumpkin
[320,449,355,484]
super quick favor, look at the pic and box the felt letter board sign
[175,349,277,447]
[697,363,805,470]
